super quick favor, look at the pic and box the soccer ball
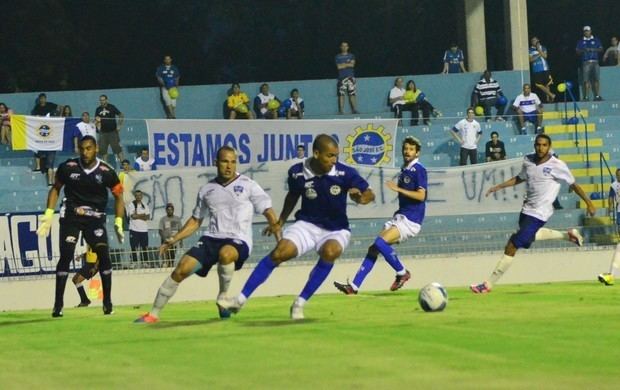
[168,87,179,99]
[474,106,484,116]
[267,99,280,110]
[418,282,448,312]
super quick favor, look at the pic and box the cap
[166,203,174,208]
[583,26,591,31]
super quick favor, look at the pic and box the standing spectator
[289,144,306,164]
[485,131,507,162]
[253,83,280,119]
[529,36,556,103]
[127,190,150,268]
[602,36,620,66]
[0,103,13,147]
[335,41,359,114]
[227,83,254,120]
[156,55,180,119]
[284,89,304,119]
[76,112,96,138]
[451,107,482,165]
[31,93,60,172]
[61,105,73,118]
[472,70,507,122]
[442,43,467,74]
[513,84,544,135]
[95,94,125,165]
[158,203,182,267]
[576,26,603,101]
[118,159,134,185]
[134,147,157,171]
[404,80,442,126]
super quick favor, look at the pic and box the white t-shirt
[126,201,150,232]
[76,121,97,138]
[135,156,155,171]
[193,174,272,253]
[389,86,405,107]
[513,92,541,114]
[256,93,275,115]
[610,181,620,212]
[518,154,575,221]
[453,119,482,150]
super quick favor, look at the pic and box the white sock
[237,293,247,306]
[150,276,179,318]
[610,243,620,275]
[488,254,514,287]
[535,228,565,241]
[294,296,307,307]
[218,262,235,296]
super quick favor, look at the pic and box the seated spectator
[472,70,507,122]
[513,83,543,135]
[254,83,280,119]
[388,77,414,125]
[442,43,467,74]
[134,147,157,171]
[485,131,506,162]
[282,88,304,119]
[227,83,254,119]
[62,105,73,118]
[602,36,620,66]
[404,80,442,126]
[0,103,13,147]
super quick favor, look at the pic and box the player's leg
[534,227,583,246]
[599,219,620,285]
[216,244,239,299]
[53,222,81,317]
[72,267,92,307]
[83,221,115,314]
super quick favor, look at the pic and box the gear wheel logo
[343,124,393,166]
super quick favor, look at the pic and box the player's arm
[37,179,63,237]
[277,191,301,226]
[485,176,524,196]
[162,216,202,248]
[262,207,282,241]
[386,181,426,201]
[450,127,463,144]
[608,187,615,215]
[570,183,596,216]
[349,187,375,205]
[111,183,126,243]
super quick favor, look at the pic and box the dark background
[0,0,618,93]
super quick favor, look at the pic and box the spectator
[158,203,182,267]
[95,94,125,165]
[335,41,359,114]
[404,80,442,126]
[227,83,254,119]
[0,103,13,147]
[472,70,507,122]
[451,107,482,165]
[485,131,506,162]
[134,147,157,171]
[290,144,306,164]
[283,88,304,119]
[389,77,413,125]
[126,190,150,268]
[442,43,467,74]
[61,105,73,118]
[156,55,180,119]
[118,159,134,185]
[31,93,61,172]
[602,36,620,66]
[529,36,556,103]
[76,112,96,138]
[513,83,544,135]
[253,83,280,119]
[576,26,603,101]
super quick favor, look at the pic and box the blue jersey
[156,64,180,88]
[576,37,602,62]
[288,160,369,231]
[335,53,355,80]
[443,49,464,73]
[395,159,427,224]
[529,45,549,73]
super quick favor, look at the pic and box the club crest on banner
[343,124,393,166]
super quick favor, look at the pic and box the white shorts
[161,87,177,107]
[383,214,421,243]
[283,220,351,257]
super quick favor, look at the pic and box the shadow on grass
[149,318,223,328]
[240,318,319,327]
[0,318,54,327]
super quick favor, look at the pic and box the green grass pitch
[0,282,619,389]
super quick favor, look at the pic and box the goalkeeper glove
[36,208,54,237]
[114,216,125,243]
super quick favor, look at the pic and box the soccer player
[217,134,375,320]
[72,246,99,307]
[598,168,620,286]
[470,134,596,293]
[37,135,125,317]
[334,137,426,294]
[135,146,281,323]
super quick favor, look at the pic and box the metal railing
[561,81,591,167]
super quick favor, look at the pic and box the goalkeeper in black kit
[37,135,125,317]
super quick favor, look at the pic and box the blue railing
[560,81,591,167]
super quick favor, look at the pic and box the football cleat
[567,228,583,247]
[333,280,358,295]
[290,302,304,320]
[217,302,232,319]
[390,270,411,291]
[76,300,91,308]
[134,313,159,323]
[470,281,492,294]
[598,273,615,286]
[103,303,114,315]
[52,306,63,318]
[216,296,242,314]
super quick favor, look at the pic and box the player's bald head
[216,145,237,161]
[312,134,338,153]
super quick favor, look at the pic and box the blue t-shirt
[576,37,602,62]
[288,160,369,231]
[396,160,427,224]
[156,64,181,88]
[443,49,464,73]
[529,45,549,73]
[335,53,355,80]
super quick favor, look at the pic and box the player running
[598,168,620,286]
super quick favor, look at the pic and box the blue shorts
[186,236,249,277]
[523,111,538,125]
[510,213,546,249]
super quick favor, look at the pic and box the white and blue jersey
[529,45,549,73]
[156,64,180,88]
[395,159,427,224]
[288,159,369,231]
[443,49,465,73]
[576,36,603,62]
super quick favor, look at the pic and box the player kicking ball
[471,134,596,293]
[334,136,427,294]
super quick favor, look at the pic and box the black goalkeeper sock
[54,273,69,309]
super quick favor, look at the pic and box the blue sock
[374,237,405,273]
[299,259,334,301]
[241,255,278,298]
[352,254,377,289]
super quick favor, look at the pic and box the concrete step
[585,216,614,226]
[543,110,589,120]
[572,166,615,178]
[544,124,596,134]
[561,153,608,163]
[578,199,608,208]
[591,233,619,245]
[553,138,603,149]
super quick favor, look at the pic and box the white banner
[123,158,525,229]
[146,118,399,169]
